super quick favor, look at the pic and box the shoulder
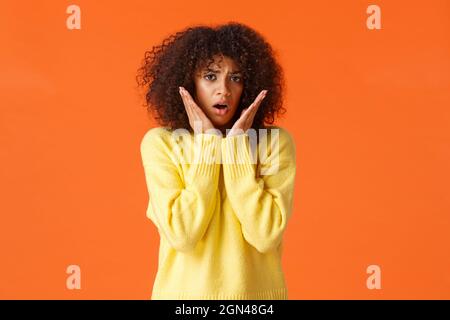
[140,126,194,159]
[140,126,173,152]
[262,125,296,149]
[141,127,171,146]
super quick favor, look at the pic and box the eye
[204,74,216,81]
[231,75,242,82]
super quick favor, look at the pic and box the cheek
[194,85,207,106]
[196,83,211,101]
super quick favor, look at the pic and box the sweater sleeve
[140,128,222,252]
[221,128,297,253]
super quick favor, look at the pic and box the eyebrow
[204,68,242,75]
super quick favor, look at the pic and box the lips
[212,102,229,116]
[213,100,229,108]
[213,104,228,109]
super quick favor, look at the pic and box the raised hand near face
[179,86,217,134]
[226,90,267,137]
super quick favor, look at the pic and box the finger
[245,91,266,118]
[182,88,199,112]
[185,92,202,122]
[253,90,267,105]
[248,103,261,125]
[253,90,267,110]
[179,88,191,116]
[182,88,206,121]
[179,87,195,123]
[249,95,264,116]
[237,109,249,128]
[245,91,266,125]
[245,90,266,115]
[180,88,195,111]
[247,109,258,127]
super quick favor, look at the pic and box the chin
[214,114,235,124]
[210,121,228,129]
[205,107,237,129]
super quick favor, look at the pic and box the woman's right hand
[179,86,216,134]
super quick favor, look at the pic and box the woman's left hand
[227,90,267,137]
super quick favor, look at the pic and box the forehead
[203,55,239,71]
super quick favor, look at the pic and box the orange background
[1,0,449,299]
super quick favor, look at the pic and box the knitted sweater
[140,126,297,300]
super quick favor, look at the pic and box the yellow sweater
[140,126,296,300]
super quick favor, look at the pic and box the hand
[227,90,267,137]
[179,86,216,134]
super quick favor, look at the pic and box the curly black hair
[135,21,286,132]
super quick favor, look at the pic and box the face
[193,55,244,131]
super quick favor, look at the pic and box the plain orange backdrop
[0,0,449,299]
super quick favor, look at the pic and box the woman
[136,21,297,300]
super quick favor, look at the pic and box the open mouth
[213,104,228,109]
[212,103,229,116]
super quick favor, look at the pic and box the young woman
[136,22,297,300]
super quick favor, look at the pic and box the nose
[217,78,231,97]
